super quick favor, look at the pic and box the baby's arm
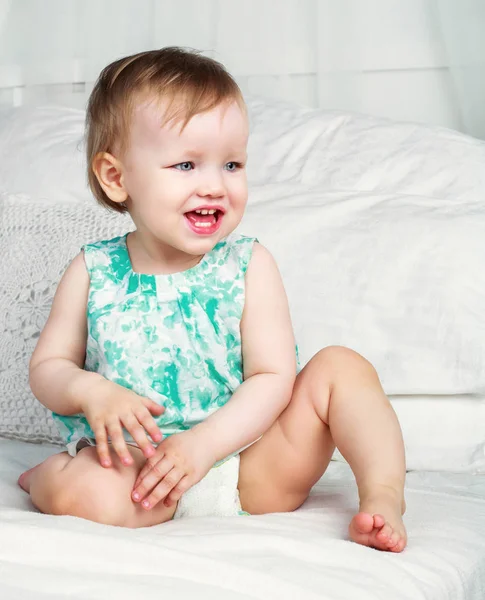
[30,253,99,413]
[194,243,297,460]
[30,253,163,466]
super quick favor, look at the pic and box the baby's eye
[173,162,194,171]
[224,162,242,172]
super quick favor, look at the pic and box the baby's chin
[178,234,227,258]
[179,223,236,254]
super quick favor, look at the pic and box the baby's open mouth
[184,208,224,235]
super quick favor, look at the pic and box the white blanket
[1,439,484,600]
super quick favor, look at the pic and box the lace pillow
[0,193,132,444]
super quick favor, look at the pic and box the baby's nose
[197,171,225,198]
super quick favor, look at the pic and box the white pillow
[240,184,485,397]
[0,106,89,203]
[247,96,485,203]
[0,193,131,444]
[378,394,485,473]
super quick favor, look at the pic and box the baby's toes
[376,522,393,543]
[18,466,38,492]
[353,512,375,534]
[386,530,401,548]
[372,514,385,529]
[390,537,406,553]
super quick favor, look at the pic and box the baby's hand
[131,429,216,510]
[80,379,164,468]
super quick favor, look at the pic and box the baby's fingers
[133,455,173,501]
[164,476,191,507]
[139,468,184,510]
[143,398,165,418]
[134,452,162,488]
[93,425,111,468]
[135,408,163,444]
[122,415,156,459]
[107,421,133,466]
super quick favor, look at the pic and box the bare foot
[348,488,407,552]
[18,465,40,493]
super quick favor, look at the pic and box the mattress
[0,439,484,599]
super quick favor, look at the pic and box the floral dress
[53,232,256,450]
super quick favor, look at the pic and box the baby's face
[121,97,249,257]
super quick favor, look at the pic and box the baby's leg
[19,446,176,527]
[239,346,407,552]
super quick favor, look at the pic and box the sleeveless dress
[53,232,257,451]
[52,232,258,518]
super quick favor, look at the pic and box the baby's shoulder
[225,235,277,272]
[82,233,127,256]
[81,233,130,276]
[207,233,258,279]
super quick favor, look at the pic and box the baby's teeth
[194,209,216,215]
[194,221,211,228]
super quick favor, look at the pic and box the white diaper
[173,454,247,519]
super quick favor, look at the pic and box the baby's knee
[298,346,379,403]
[34,449,131,526]
[311,346,377,378]
[65,452,133,525]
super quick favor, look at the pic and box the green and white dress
[53,232,257,451]
[53,231,258,518]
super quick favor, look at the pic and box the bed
[1,97,485,599]
[1,438,484,599]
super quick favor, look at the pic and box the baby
[18,47,407,551]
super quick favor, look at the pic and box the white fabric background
[0,0,484,138]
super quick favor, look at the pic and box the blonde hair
[85,47,244,213]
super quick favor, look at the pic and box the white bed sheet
[1,439,484,600]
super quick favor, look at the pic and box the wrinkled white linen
[1,439,484,600]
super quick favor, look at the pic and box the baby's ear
[92,152,128,204]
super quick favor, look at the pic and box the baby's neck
[126,232,204,276]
